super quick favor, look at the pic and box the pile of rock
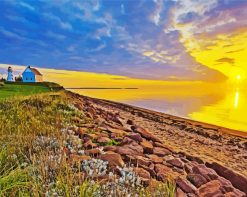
[63,97,247,196]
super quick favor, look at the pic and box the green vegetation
[105,139,120,146]
[0,83,51,99]
[0,92,81,195]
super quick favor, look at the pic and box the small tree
[15,75,23,82]
[0,78,6,82]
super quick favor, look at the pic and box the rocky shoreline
[64,91,247,196]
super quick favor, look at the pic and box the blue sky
[0,0,246,81]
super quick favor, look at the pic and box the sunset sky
[0,0,246,82]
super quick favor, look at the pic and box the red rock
[230,189,246,197]
[184,162,197,174]
[124,155,136,163]
[139,164,156,177]
[136,155,152,166]
[153,147,171,157]
[106,128,127,136]
[76,127,87,137]
[224,192,237,197]
[84,133,97,140]
[83,140,97,149]
[192,164,218,181]
[134,167,151,185]
[225,191,244,197]
[127,119,134,125]
[113,116,125,126]
[186,154,204,164]
[70,154,91,163]
[132,126,162,143]
[198,180,223,197]
[154,164,172,182]
[127,133,143,143]
[103,146,117,152]
[140,140,153,154]
[83,137,91,143]
[218,176,234,193]
[74,102,84,110]
[176,177,196,194]
[176,188,186,197]
[187,173,208,188]
[121,137,135,145]
[147,154,163,163]
[206,162,247,194]
[117,142,143,156]
[154,142,173,152]
[166,158,184,168]
[97,137,111,144]
[100,152,124,168]
[85,148,101,156]
[97,132,109,138]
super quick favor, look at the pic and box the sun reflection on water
[234,89,239,109]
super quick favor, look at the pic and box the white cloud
[19,2,35,11]
[6,15,30,24]
[121,4,125,15]
[149,0,163,26]
[0,26,24,40]
[42,13,73,31]
[87,42,106,52]
[46,31,66,40]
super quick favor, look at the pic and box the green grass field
[0,82,62,100]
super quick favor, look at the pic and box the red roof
[30,67,42,76]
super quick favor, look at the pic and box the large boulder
[154,164,172,182]
[140,140,153,154]
[176,188,186,197]
[85,148,101,156]
[187,173,208,188]
[135,155,152,166]
[138,164,156,177]
[103,146,117,152]
[97,137,111,144]
[206,162,247,194]
[134,167,151,185]
[70,154,91,163]
[106,128,127,137]
[121,137,135,145]
[147,154,163,163]
[153,147,171,157]
[176,177,196,194]
[166,158,184,169]
[192,164,218,181]
[153,142,173,152]
[83,140,97,149]
[100,152,124,168]
[127,133,143,143]
[117,141,144,156]
[197,180,223,197]
[131,126,162,143]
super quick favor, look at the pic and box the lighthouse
[7,66,14,82]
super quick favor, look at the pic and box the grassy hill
[0,82,63,100]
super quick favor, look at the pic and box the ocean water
[69,84,247,132]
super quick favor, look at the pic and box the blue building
[7,66,14,82]
[22,66,43,82]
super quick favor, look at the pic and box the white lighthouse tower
[7,66,14,82]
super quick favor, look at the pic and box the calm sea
[69,84,247,133]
